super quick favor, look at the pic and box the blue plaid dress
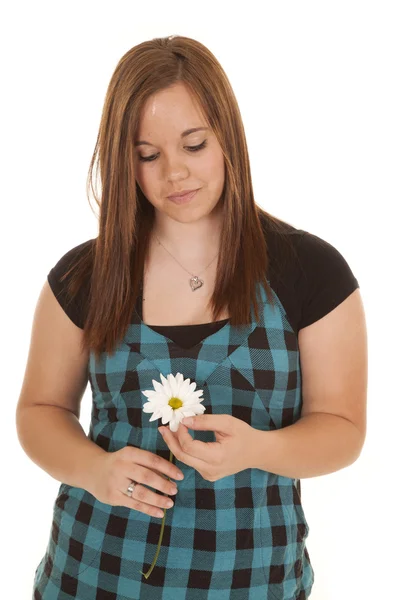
[33,276,315,600]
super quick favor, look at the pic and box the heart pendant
[190,276,204,291]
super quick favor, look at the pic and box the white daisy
[142,372,206,432]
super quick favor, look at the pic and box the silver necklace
[155,235,218,291]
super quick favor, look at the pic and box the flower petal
[152,380,166,394]
[181,402,206,415]
[142,389,157,398]
[161,405,173,424]
[182,396,204,407]
[175,373,185,395]
[169,412,181,432]
[160,373,173,397]
[179,378,191,397]
[167,373,178,397]
[148,392,169,404]
[181,409,197,418]
[149,412,161,422]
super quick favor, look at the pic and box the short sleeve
[297,231,360,330]
[47,239,95,329]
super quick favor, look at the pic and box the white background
[2,1,399,598]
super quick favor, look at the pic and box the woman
[17,35,367,600]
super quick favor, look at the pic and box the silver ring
[126,480,137,497]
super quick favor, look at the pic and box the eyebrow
[134,127,209,147]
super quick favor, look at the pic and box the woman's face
[134,82,226,225]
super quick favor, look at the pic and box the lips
[167,188,198,199]
[168,189,199,204]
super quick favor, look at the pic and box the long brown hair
[61,35,298,362]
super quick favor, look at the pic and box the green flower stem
[140,449,175,579]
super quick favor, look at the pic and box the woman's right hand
[88,446,184,519]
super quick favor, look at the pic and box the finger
[131,466,179,496]
[128,447,184,481]
[175,423,218,454]
[119,475,176,510]
[181,414,231,433]
[177,423,221,463]
[176,422,195,445]
[117,489,169,519]
[127,480,175,509]
[161,423,197,453]
[159,425,215,466]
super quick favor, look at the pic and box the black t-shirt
[47,221,359,348]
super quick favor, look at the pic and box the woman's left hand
[158,414,262,481]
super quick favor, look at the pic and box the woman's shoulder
[47,238,96,329]
[260,213,359,333]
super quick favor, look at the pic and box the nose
[163,154,190,182]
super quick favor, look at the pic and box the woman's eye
[139,140,207,162]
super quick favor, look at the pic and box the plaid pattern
[33,281,314,599]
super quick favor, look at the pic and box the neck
[149,212,222,263]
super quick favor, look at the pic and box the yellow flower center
[168,397,183,409]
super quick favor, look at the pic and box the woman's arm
[253,412,364,479]
[254,288,368,478]
[15,281,106,493]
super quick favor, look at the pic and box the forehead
[137,84,207,138]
